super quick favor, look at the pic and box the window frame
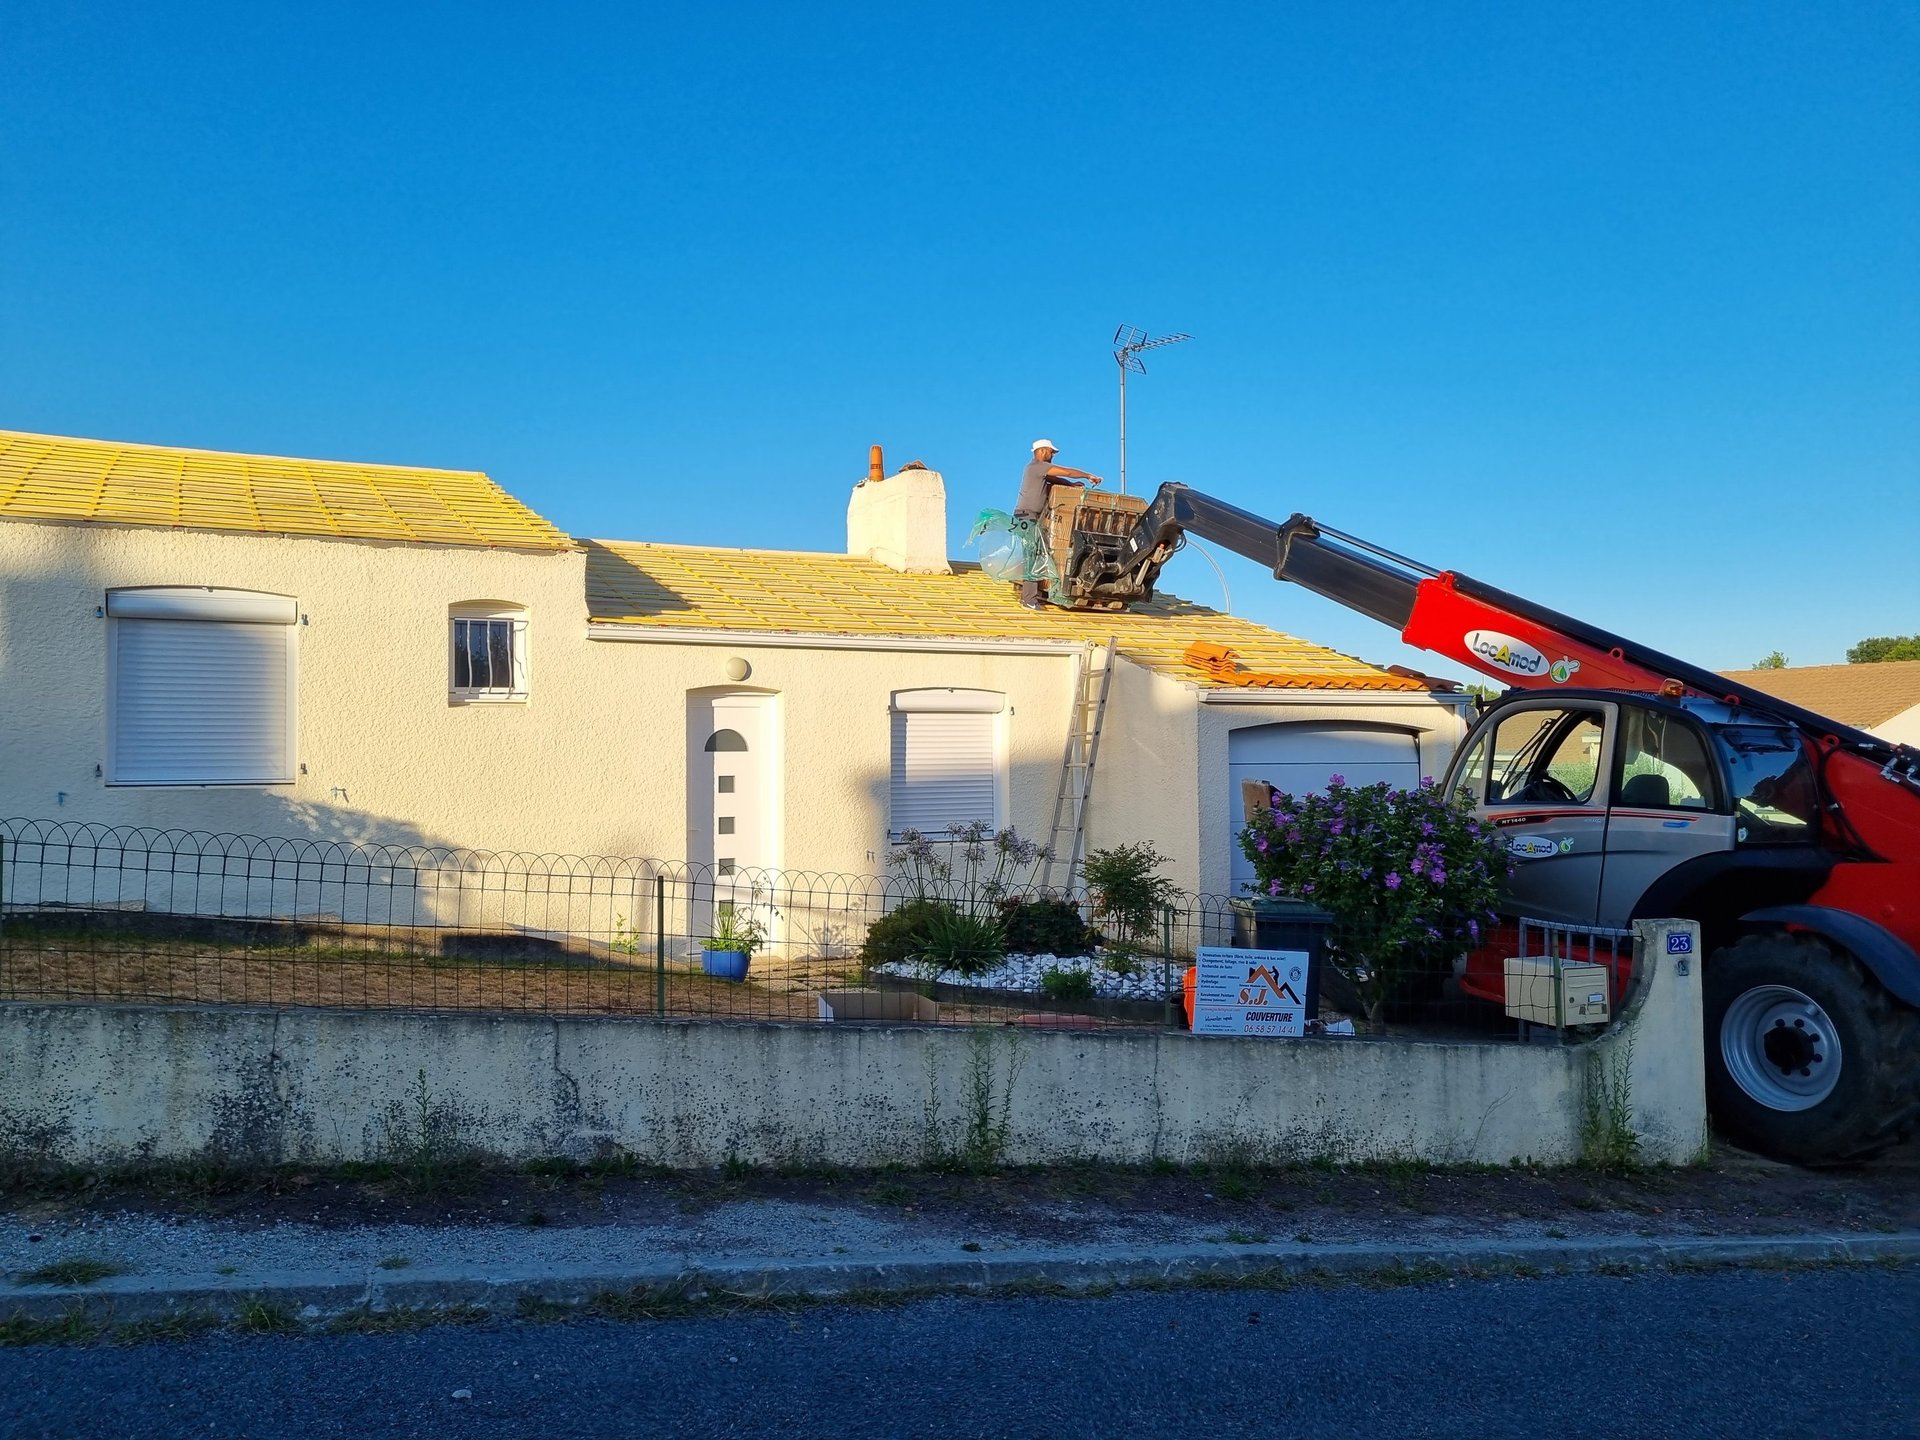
[887,688,1008,840]
[1485,703,1610,808]
[448,602,530,704]
[1611,704,1723,813]
[104,586,299,788]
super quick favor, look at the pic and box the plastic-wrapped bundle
[968,508,1027,581]
[966,509,1062,591]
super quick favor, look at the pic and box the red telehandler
[1076,485,1920,1165]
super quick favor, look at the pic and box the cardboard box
[814,989,939,1024]
[1503,957,1611,1027]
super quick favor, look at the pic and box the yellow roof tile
[586,540,1431,690]
[0,429,572,551]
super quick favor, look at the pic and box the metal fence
[0,819,1244,1030]
[0,819,1622,1039]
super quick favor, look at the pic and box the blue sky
[3,3,1914,671]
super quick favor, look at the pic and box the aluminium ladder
[1040,638,1117,892]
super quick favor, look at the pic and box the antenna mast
[1112,324,1191,495]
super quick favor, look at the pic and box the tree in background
[1847,635,1920,663]
[1753,651,1789,670]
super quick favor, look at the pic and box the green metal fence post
[1162,902,1175,1030]
[654,874,667,1018]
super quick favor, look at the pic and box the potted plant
[700,908,765,982]
[1239,776,1509,1024]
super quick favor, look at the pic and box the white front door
[687,692,781,944]
[1226,721,1422,898]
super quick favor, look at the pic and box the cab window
[1716,726,1819,843]
[1487,708,1606,806]
[1449,729,1491,804]
[1615,707,1717,810]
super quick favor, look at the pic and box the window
[449,602,527,702]
[1717,726,1818,843]
[889,689,1005,838]
[106,588,297,785]
[1487,707,1605,805]
[1449,729,1492,804]
[1615,707,1716,810]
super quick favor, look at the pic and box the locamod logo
[1465,629,1548,677]
[1508,834,1570,859]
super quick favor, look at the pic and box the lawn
[0,919,1160,1027]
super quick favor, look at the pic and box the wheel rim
[1720,984,1843,1112]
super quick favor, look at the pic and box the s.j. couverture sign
[1192,946,1311,1037]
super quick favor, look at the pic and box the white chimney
[846,447,951,575]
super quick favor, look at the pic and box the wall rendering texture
[0,923,1706,1169]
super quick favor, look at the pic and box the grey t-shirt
[1015,458,1054,517]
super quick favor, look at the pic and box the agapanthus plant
[1239,777,1509,1022]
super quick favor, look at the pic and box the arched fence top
[0,816,1235,920]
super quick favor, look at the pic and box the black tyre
[1704,931,1920,1165]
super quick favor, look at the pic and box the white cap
[1031,438,1058,453]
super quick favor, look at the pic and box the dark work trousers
[1012,509,1044,606]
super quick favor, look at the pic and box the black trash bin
[1228,897,1333,1023]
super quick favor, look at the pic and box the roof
[0,429,573,551]
[1719,661,1920,730]
[586,540,1437,690]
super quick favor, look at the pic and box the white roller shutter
[108,591,296,785]
[890,711,998,836]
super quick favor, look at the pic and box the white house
[0,428,1471,903]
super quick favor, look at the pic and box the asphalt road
[1,1266,1914,1439]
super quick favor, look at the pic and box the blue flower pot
[701,948,750,982]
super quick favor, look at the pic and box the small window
[449,603,528,703]
[1488,707,1605,806]
[717,775,735,793]
[717,816,735,834]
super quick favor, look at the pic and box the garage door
[1227,722,1422,897]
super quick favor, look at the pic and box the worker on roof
[1013,438,1101,609]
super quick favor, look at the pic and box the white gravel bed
[873,951,1178,1002]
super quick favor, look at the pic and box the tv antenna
[1113,325,1190,494]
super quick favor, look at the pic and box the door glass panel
[717,816,734,834]
[717,775,734,793]
[1616,708,1715,810]
[1449,730,1491,804]
[1488,709,1605,805]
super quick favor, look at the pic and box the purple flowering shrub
[1238,776,1509,1020]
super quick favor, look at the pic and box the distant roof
[0,429,573,551]
[1719,660,1920,729]
[586,539,1436,690]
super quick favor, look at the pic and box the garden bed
[871,951,1179,1003]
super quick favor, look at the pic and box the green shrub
[997,896,1095,956]
[918,905,1007,978]
[860,898,957,969]
[1240,777,1507,1021]
[1039,966,1096,1001]
[1083,842,1177,951]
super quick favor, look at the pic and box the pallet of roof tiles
[1042,489,1150,610]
